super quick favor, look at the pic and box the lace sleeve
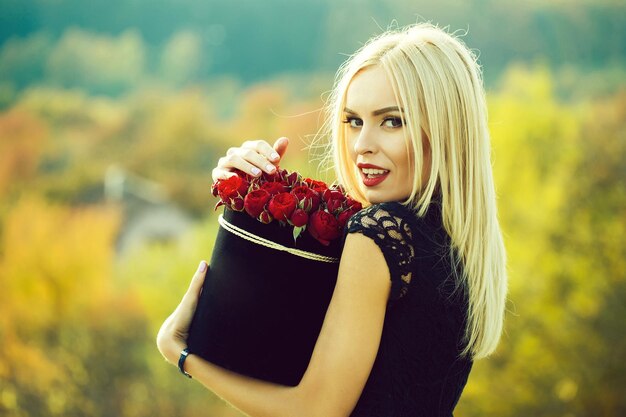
[346,202,415,302]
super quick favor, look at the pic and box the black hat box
[187,207,343,386]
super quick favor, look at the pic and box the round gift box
[187,207,343,386]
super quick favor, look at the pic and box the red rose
[290,208,309,227]
[345,197,363,211]
[322,189,346,214]
[308,210,341,246]
[244,189,271,218]
[337,208,358,229]
[322,189,344,203]
[304,178,328,193]
[261,170,280,182]
[261,181,286,196]
[327,198,343,213]
[217,175,249,201]
[291,185,321,213]
[268,192,297,221]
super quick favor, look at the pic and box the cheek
[395,144,413,178]
[346,134,358,161]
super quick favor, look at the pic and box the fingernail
[251,167,261,175]
[271,152,280,160]
[198,261,207,273]
[266,164,276,173]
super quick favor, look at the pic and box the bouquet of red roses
[211,167,362,246]
[187,168,363,386]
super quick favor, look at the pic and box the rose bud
[284,171,300,187]
[277,167,289,177]
[261,181,286,196]
[261,170,279,182]
[244,189,271,218]
[308,210,341,246]
[346,197,363,211]
[213,199,226,211]
[291,186,321,213]
[230,195,245,211]
[304,178,328,193]
[322,189,344,204]
[290,208,309,227]
[322,189,345,214]
[337,208,358,229]
[268,192,297,222]
[258,209,273,224]
[326,197,343,214]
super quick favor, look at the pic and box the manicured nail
[198,261,207,273]
[251,167,261,175]
[271,152,280,161]
[266,164,276,172]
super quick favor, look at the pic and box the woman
[157,22,507,417]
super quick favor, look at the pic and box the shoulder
[345,202,419,302]
[347,201,416,236]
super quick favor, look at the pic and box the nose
[352,125,378,155]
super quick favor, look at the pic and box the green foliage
[46,28,146,95]
[1,0,624,96]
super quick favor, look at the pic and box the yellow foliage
[0,109,47,197]
[0,195,121,322]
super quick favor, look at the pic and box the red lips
[357,163,390,187]
[357,163,387,170]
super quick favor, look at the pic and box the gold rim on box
[218,214,340,264]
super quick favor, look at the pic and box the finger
[182,260,208,304]
[212,167,238,182]
[242,139,282,165]
[223,152,276,176]
[213,153,263,180]
[190,260,208,291]
[272,136,289,160]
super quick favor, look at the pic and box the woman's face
[344,65,430,204]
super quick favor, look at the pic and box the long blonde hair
[320,22,507,360]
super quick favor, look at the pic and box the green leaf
[292,225,305,243]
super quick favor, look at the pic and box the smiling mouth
[361,168,390,178]
[360,168,390,187]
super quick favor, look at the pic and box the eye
[382,117,404,128]
[342,117,363,128]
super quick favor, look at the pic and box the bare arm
[157,232,390,417]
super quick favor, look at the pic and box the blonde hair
[319,22,507,360]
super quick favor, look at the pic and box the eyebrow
[344,106,404,116]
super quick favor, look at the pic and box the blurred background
[0,0,625,416]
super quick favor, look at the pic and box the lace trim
[347,203,415,301]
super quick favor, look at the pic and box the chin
[364,193,400,205]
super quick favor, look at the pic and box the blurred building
[104,164,192,255]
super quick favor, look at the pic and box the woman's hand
[212,137,289,182]
[156,260,208,365]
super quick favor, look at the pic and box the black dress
[345,199,472,417]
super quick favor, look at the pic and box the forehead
[345,65,398,110]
